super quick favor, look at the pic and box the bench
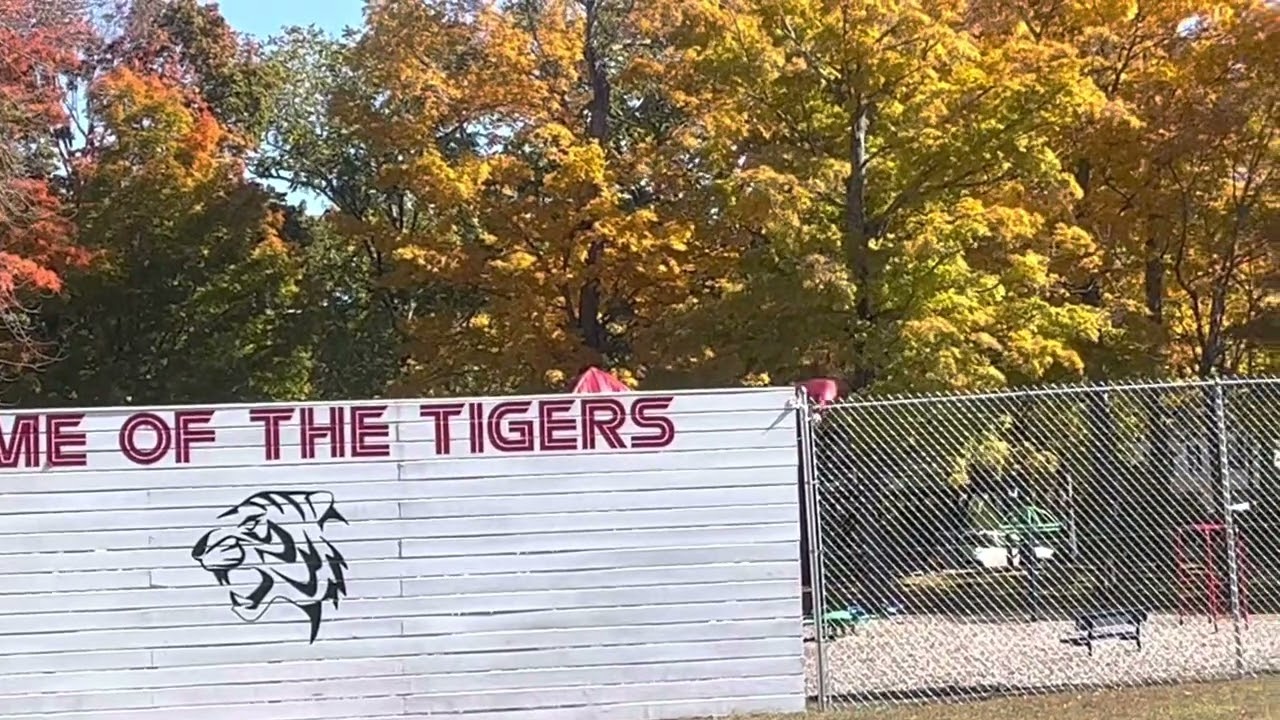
[1068,608,1148,655]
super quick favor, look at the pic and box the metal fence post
[797,393,828,708]
[1212,378,1245,675]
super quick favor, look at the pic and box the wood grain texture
[0,388,805,719]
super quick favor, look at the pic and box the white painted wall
[0,387,805,720]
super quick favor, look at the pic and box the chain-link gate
[800,377,1280,709]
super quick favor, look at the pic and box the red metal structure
[1174,523,1250,631]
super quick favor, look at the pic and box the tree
[1008,0,1278,378]
[287,214,403,400]
[657,0,1109,392]
[28,67,311,405]
[0,0,94,385]
[108,0,282,145]
[1151,4,1278,376]
[253,25,416,398]
[335,0,731,393]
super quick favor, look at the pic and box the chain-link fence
[801,377,1280,708]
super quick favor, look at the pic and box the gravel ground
[803,613,1280,700]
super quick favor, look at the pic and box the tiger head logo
[191,490,349,643]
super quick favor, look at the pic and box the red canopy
[794,377,846,406]
[570,366,630,393]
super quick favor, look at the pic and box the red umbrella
[570,365,631,393]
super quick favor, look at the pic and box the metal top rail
[826,376,1279,409]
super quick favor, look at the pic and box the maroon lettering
[0,414,96,468]
[487,400,534,452]
[630,396,676,449]
[580,398,626,450]
[174,411,217,464]
[350,406,391,458]
[468,402,485,454]
[0,415,40,468]
[420,403,465,456]
[226,396,681,461]
[300,407,346,459]
[538,399,577,451]
[119,412,172,465]
[249,407,294,461]
[45,413,87,467]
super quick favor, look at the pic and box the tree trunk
[1200,273,1230,377]
[1144,229,1167,369]
[577,0,610,360]
[844,98,876,389]
[1143,236,1164,325]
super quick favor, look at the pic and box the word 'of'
[0,397,676,468]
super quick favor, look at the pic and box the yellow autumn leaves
[330,0,1276,395]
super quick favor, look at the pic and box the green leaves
[22,65,313,406]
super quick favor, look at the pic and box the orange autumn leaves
[93,69,233,192]
[0,0,92,296]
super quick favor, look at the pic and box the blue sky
[216,0,364,39]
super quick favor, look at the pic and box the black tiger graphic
[191,490,349,643]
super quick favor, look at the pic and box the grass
[750,676,1280,719]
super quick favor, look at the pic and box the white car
[970,529,1055,570]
